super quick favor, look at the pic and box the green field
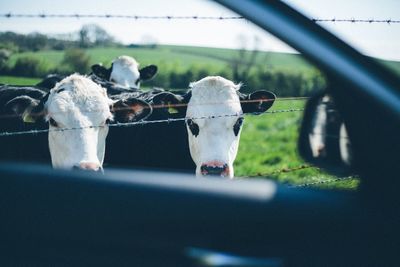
[0,77,359,190]
[7,45,400,75]
[0,76,40,85]
[7,44,397,190]
[235,99,359,190]
[6,45,314,72]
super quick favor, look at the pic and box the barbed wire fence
[1,13,399,24]
[0,13,367,188]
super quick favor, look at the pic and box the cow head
[11,74,151,171]
[185,76,275,178]
[91,55,157,89]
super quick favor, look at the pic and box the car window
[6,0,399,191]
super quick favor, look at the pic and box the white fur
[339,123,352,165]
[309,96,328,158]
[45,74,113,170]
[110,56,141,88]
[186,76,243,178]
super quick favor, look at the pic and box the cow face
[23,74,151,171]
[91,55,157,89]
[186,76,275,178]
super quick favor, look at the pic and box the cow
[35,55,158,93]
[91,55,158,91]
[0,74,152,170]
[104,76,276,178]
[307,93,353,166]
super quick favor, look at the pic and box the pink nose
[78,162,100,171]
[200,161,229,177]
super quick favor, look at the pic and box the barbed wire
[289,175,358,188]
[1,13,399,24]
[0,107,305,137]
[0,14,244,20]
[239,164,315,178]
[0,96,307,120]
[311,18,400,24]
[238,163,358,188]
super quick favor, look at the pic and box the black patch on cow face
[139,65,158,81]
[233,117,244,136]
[186,119,199,137]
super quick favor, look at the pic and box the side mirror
[298,92,354,176]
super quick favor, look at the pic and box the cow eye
[233,117,244,136]
[186,119,199,137]
[49,118,58,127]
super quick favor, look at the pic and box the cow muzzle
[200,161,229,177]
[73,162,102,172]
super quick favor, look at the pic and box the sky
[0,0,399,61]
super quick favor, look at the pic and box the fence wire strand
[0,96,308,120]
[289,175,358,188]
[0,107,305,137]
[238,163,359,188]
[1,13,399,24]
[240,164,315,178]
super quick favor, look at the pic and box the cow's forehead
[112,56,139,68]
[187,76,242,118]
[47,75,112,121]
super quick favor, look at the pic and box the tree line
[0,26,326,96]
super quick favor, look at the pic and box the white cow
[91,55,158,89]
[23,74,151,170]
[185,76,276,178]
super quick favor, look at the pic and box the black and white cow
[91,55,158,91]
[308,94,353,166]
[36,55,158,93]
[0,74,152,170]
[104,76,276,178]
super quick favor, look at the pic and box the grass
[0,75,41,85]
[1,75,358,190]
[234,99,359,190]
[3,44,382,190]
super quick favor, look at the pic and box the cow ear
[91,64,112,80]
[112,98,152,123]
[5,96,42,123]
[241,90,276,114]
[152,92,187,116]
[139,65,158,81]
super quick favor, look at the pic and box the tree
[62,49,91,74]
[78,24,115,48]
[230,35,263,88]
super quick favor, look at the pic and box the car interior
[1,0,400,266]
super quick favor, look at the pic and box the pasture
[6,45,400,75]
[0,79,359,190]
[0,44,377,189]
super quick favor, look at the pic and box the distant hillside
[7,44,400,74]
